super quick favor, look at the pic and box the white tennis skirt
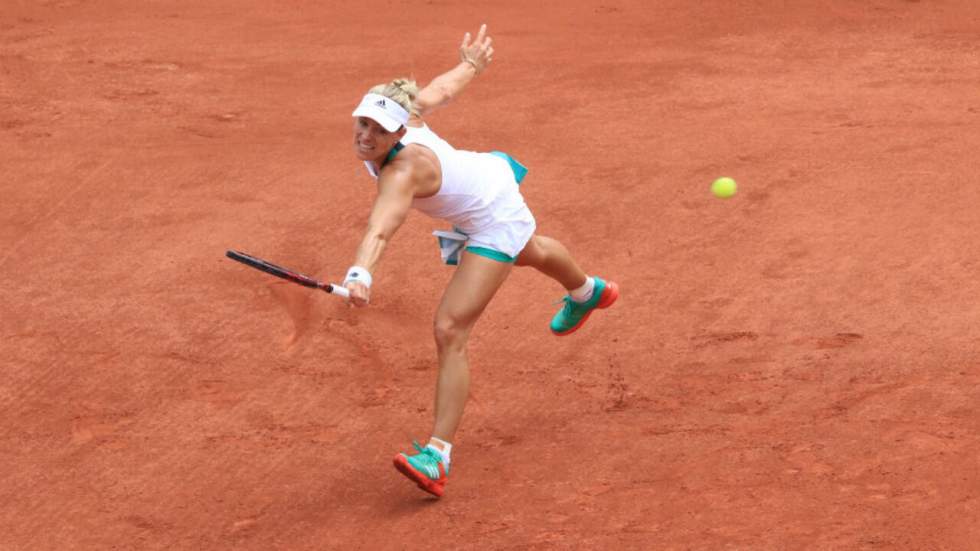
[461,155,536,261]
[432,154,536,263]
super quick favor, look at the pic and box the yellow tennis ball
[711,177,737,199]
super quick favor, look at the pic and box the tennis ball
[711,177,737,199]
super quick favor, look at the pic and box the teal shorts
[465,246,516,263]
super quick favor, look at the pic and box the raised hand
[459,24,494,74]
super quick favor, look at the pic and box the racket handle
[325,283,350,299]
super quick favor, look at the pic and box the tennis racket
[226,250,350,299]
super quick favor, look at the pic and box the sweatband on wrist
[344,266,372,288]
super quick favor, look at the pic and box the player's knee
[515,236,543,267]
[433,313,468,351]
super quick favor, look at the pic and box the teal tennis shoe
[393,441,449,497]
[550,277,619,336]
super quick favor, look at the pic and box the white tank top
[363,124,523,235]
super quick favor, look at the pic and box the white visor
[352,93,409,132]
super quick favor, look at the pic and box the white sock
[427,437,452,467]
[569,276,595,303]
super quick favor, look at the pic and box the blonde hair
[369,78,420,117]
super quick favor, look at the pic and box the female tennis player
[343,24,619,497]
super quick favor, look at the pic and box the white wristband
[344,266,372,288]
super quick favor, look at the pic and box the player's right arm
[345,162,416,307]
[413,24,494,119]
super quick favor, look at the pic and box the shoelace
[556,296,589,318]
[410,441,441,464]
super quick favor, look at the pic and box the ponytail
[369,78,419,116]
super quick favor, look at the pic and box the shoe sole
[393,455,445,498]
[551,281,619,337]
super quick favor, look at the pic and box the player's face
[353,117,402,162]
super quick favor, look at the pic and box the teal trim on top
[490,151,529,184]
[383,142,405,168]
[465,246,516,264]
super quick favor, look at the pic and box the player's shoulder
[396,141,438,165]
[382,142,438,179]
[388,144,439,189]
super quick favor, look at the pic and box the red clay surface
[3,1,980,549]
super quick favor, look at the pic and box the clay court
[3,1,979,549]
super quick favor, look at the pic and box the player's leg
[430,251,512,441]
[393,250,512,497]
[515,234,587,289]
[515,234,619,336]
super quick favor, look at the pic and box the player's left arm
[413,24,494,119]
[345,161,416,306]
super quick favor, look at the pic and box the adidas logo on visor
[353,93,408,129]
